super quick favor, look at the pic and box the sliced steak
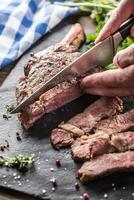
[111,131,134,152]
[67,96,123,133]
[51,97,123,148]
[71,134,115,161]
[16,24,85,129]
[51,128,74,149]
[71,131,134,161]
[78,151,134,183]
[95,109,134,134]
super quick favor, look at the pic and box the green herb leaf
[5,104,15,113]
[0,154,35,172]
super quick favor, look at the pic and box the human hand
[81,42,134,96]
[80,0,134,97]
[95,0,134,43]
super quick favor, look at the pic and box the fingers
[95,0,134,43]
[113,44,134,68]
[84,87,134,96]
[81,65,134,89]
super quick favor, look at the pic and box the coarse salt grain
[50,168,54,172]
[52,187,55,191]
[104,193,108,198]
[42,189,46,194]
[13,173,17,177]
[18,182,22,186]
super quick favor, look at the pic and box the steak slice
[71,131,134,161]
[111,131,134,152]
[94,108,134,134]
[71,134,115,161]
[78,151,134,183]
[16,24,85,129]
[51,97,123,149]
[51,128,74,149]
[68,97,123,133]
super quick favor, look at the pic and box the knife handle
[115,15,134,39]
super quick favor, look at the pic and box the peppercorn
[55,159,61,167]
[30,52,34,57]
[0,145,5,152]
[75,182,80,190]
[16,132,22,141]
[83,192,89,200]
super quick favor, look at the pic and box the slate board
[0,15,134,200]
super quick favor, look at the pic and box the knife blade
[11,35,117,114]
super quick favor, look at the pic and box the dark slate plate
[0,15,134,200]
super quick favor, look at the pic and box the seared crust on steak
[78,151,134,183]
[51,97,123,148]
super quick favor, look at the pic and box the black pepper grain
[3,114,11,120]
[0,145,5,152]
[30,52,34,57]
[16,132,22,141]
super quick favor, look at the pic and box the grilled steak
[111,131,134,151]
[95,109,134,134]
[71,131,134,161]
[71,134,115,161]
[51,128,74,149]
[16,24,85,129]
[51,97,123,149]
[78,151,134,183]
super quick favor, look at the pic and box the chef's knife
[11,16,134,114]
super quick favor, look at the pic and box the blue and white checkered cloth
[0,0,78,69]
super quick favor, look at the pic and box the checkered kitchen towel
[0,0,78,69]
